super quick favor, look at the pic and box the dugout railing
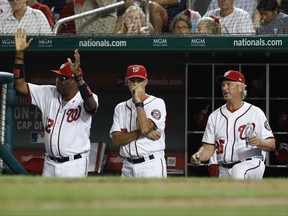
[0,72,29,175]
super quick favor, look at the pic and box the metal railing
[53,1,125,35]
[53,1,152,35]
[142,0,150,31]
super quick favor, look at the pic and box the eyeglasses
[55,75,72,82]
[175,26,190,31]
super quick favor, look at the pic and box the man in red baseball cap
[110,64,168,178]
[12,28,99,178]
[50,61,84,96]
[191,69,275,180]
[215,70,245,85]
[126,64,147,80]
[51,62,82,78]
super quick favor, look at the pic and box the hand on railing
[139,26,150,35]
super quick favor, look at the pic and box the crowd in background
[0,0,288,35]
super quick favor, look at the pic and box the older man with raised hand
[13,28,99,177]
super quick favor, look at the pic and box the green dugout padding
[0,72,29,175]
[1,35,288,51]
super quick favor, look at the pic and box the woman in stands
[170,13,192,34]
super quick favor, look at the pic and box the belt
[48,154,82,163]
[220,158,253,169]
[126,155,155,164]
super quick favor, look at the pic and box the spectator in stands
[0,0,11,22]
[178,8,201,33]
[73,0,117,35]
[26,0,55,30]
[252,0,282,30]
[206,0,258,19]
[196,15,222,34]
[206,0,262,30]
[57,0,76,34]
[0,0,52,35]
[204,0,255,35]
[117,5,154,34]
[115,0,178,34]
[146,0,178,33]
[170,13,191,34]
[256,0,288,34]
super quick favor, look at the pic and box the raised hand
[14,28,33,52]
[67,49,81,76]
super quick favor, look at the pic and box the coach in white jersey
[191,70,275,179]
[204,0,255,35]
[0,0,51,35]
[13,28,99,177]
[110,65,167,178]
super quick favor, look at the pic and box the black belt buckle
[127,155,155,164]
[220,158,255,168]
[49,154,82,163]
[220,161,241,169]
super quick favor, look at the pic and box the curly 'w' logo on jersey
[238,122,255,140]
[66,106,81,122]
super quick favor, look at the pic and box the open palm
[14,28,33,51]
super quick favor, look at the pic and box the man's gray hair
[237,82,247,99]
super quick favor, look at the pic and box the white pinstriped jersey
[204,7,255,35]
[0,0,11,22]
[0,6,52,35]
[110,95,166,158]
[206,0,258,18]
[28,83,98,157]
[203,102,274,163]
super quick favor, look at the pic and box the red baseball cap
[215,70,245,85]
[126,64,147,80]
[51,62,82,78]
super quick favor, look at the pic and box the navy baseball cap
[215,70,245,85]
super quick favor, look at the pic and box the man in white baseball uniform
[13,28,99,177]
[191,70,276,179]
[109,64,167,178]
